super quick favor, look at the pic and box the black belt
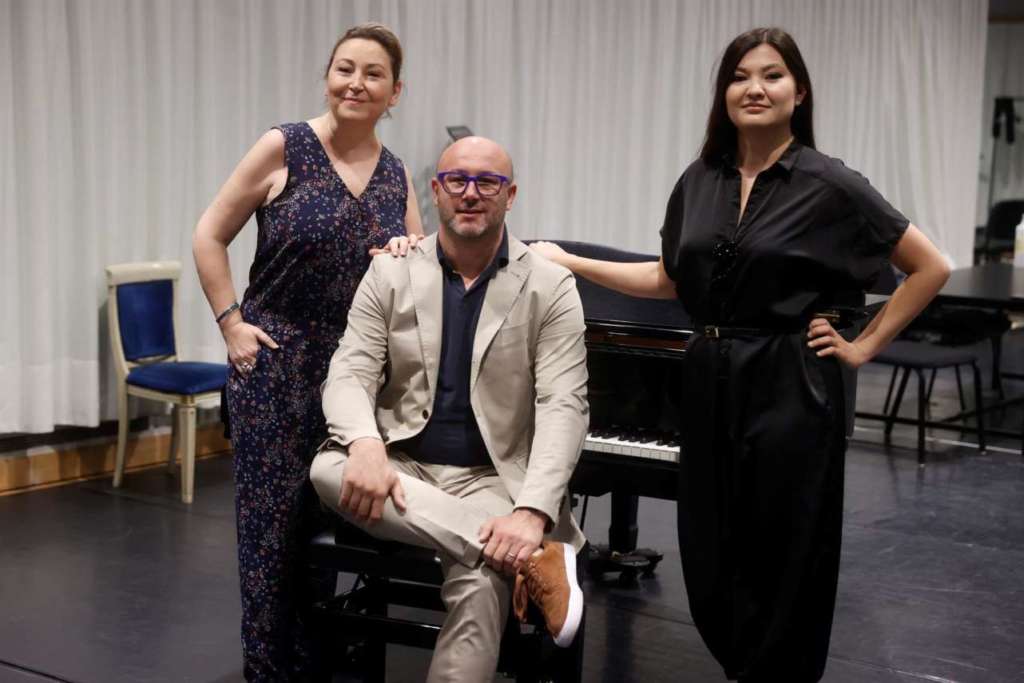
[696,310,850,339]
[698,325,791,339]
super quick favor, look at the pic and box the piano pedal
[633,547,664,577]
[586,543,651,585]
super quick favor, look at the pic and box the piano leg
[586,492,665,583]
[609,492,639,552]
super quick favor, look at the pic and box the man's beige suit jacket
[321,232,588,550]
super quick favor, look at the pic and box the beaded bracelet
[215,301,240,324]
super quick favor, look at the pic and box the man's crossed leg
[310,447,582,682]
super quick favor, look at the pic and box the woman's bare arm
[808,224,951,368]
[192,130,286,371]
[530,241,677,299]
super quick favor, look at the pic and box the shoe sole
[552,543,584,648]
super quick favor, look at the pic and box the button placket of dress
[710,169,773,322]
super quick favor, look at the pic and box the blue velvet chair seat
[127,361,227,395]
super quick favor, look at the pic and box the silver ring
[505,553,517,560]
[240,362,253,372]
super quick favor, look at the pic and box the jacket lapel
[471,238,530,391]
[408,235,444,393]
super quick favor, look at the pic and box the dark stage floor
[1,335,1022,682]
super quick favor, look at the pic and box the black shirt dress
[660,142,909,681]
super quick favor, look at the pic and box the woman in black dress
[533,27,950,682]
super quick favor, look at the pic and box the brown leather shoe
[513,541,584,647]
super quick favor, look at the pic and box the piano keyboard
[584,430,680,464]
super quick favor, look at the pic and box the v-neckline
[305,121,384,201]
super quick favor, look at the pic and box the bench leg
[883,366,899,414]
[916,369,927,465]
[365,576,388,682]
[954,365,965,412]
[554,607,585,683]
[971,362,986,453]
[886,367,911,442]
[991,334,1004,398]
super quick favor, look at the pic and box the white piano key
[583,431,680,464]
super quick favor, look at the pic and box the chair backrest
[106,261,182,380]
[985,200,1024,241]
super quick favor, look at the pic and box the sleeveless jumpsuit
[225,121,408,680]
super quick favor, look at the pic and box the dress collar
[721,139,802,177]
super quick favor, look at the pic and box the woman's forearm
[563,254,677,300]
[853,224,951,361]
[854,262,949,360]
[193,230,240,324]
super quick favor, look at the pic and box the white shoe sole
[552,543,584,648]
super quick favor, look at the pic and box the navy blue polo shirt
[399,230,510,467]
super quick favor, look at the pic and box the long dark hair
[699,27,815,163]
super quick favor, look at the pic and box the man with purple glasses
[310,136,587,681]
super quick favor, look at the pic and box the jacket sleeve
[514,271,589,523]
[321,258,389,448]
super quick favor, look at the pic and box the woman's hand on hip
[806,318,870,369]
[222,319,279,376]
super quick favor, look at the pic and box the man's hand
[340,438,407,523]
[478,508,549,576]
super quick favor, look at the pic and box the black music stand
[446,125,473,141]
[984,96,1022,232]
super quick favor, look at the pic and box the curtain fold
[1,0,988,433]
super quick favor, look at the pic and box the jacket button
[422,409,430,420]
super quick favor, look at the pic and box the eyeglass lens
[442,173,504,196]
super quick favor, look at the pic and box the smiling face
[725,43,805,136]
[324,38,401,124]
[431,137,517,242]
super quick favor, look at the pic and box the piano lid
[538,240,693,337]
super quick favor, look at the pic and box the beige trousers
[310,448,514,683]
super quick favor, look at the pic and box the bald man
[310,137,588,681]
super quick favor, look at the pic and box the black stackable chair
[867,340,986,464]
[858,265,989,463]
[901,302,1012,398]
[308,520,585,682]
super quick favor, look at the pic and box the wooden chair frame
[106,261,220,503]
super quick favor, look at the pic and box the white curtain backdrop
[978,22,1024,225]
[0,0,988,433]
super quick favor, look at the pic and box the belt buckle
[704,325,720,339]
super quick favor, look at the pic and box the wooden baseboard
[0,426,231,496]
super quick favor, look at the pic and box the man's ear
[504,183,518,211]
[430,177,441,206]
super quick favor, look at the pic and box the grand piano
[545,241,693,577]
[562,241,691,494]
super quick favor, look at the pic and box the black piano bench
[307,521,585,682]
